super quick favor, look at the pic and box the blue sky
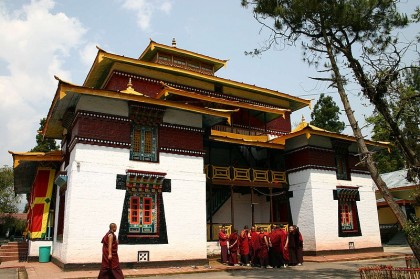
[0,0,418,167]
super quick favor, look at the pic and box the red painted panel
[30,204,44,232]
[72,113,131,144]
[105,75,163,98]
[32,170,50,198]
[159,126,203,151]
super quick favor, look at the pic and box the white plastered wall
[53,144,207,264]
[288,168,382,253]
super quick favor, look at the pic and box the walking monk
[98,223,124,279]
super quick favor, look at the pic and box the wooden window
[132,129,141,153]
[332,140,350,180]
[187,61,200,71]
[157,54,172,65]
[130,196,140,224]
[130,125,158,162]
[335,154,349,180]
[201,63,214,75]
[143,197,152,225]
[173,57,186,67]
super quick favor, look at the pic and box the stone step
[0,241,28,262]
[0,246,28,254]
[0,255,21,262]
[2,241,28,246]
[0,249,27,255]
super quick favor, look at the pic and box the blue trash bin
[39,246,51,263]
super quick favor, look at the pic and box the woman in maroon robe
[238,226,250,266]
[228,228,239,266]
[98,223,124,279]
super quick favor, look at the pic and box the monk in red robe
[238,225,250,266]
[228,228,239,266]
[279,224,289,267]
[250,226,261,267]
[98,223,124,279]
[269,225,283,268]
[218,226,229,264]
[258,227,271,268]
[296,226,304,265]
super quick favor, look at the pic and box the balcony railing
[205,165,287,184]
[212,124,288,136]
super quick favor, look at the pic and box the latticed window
[130,125,158,162]
[332,140,350,180]
[130,196,140,224]
[128,194,157,234]
[143,197,152,224]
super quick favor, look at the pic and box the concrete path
[0,245,414,279]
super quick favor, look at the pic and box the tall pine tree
[310,93,345,133]
[31,118,58,152]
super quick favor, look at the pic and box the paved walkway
[0,246,413,279]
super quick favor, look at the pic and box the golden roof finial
[172,38,176,47]
[301,115,306,123]
[120,78,143,96]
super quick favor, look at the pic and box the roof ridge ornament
[120,78,144,96]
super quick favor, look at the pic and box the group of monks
[218,224,303,268]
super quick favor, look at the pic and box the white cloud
[80,42,99,67]
[0,0,86,166]
[121,0,172,31]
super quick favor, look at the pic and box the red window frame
[130,196,140,224]
[143,197,152,225]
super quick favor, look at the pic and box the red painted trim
[130,196,140,224]
[142,197,153,225]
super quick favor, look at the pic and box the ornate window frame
[116,170,171,244]
[333,187,362,237]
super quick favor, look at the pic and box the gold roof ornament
[120,78,144,96]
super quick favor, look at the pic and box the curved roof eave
[83,49,311,112]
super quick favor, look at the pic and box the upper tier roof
[138,39,228,73]
[84,42,311,112]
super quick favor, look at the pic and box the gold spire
[120,78,143,96]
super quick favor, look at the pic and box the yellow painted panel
[378,207,398,224]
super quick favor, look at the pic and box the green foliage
[310,93,345,133]
[0,215,26,238]
[31,118,58,152]
[242,0,410,56]
[0,166,20,214]
[404,217,420,246]
[366,67,420,177]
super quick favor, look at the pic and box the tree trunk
[321,26,420,261]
